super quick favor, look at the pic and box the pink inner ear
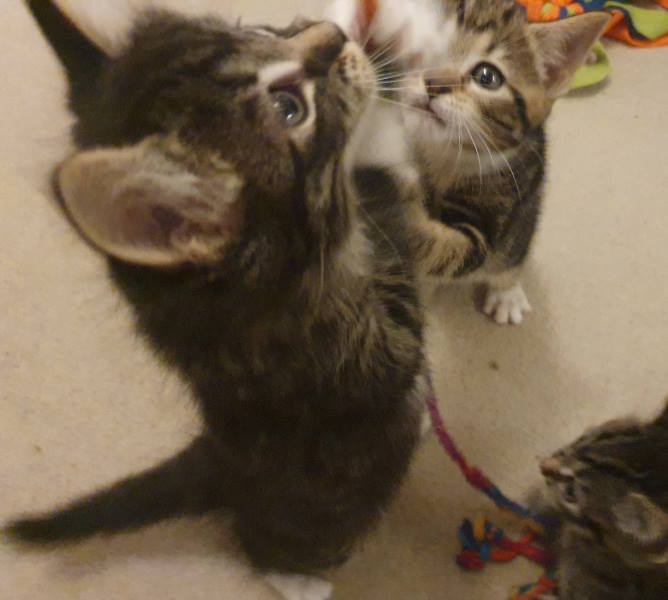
[544,61,566,89]
[150,205,186,233]
[531,13,611,96]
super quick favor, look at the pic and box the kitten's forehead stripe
[472,20,497,33]
[508,85,530,133]
[456,0,466,25]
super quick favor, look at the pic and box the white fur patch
[258,61,303,87]
[347,103,411,170]
[265,574,333,600]
[483,282,532,325]
[324,0,361,40]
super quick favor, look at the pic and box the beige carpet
[1,1,667,599]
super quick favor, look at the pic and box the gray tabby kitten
[541,402,668,599]
[330,0,609,324]
[7,3,426,599]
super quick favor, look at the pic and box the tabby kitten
[8,3,427,599]
[541,402,668,599]
[329,0,610,324]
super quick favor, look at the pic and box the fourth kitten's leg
[483,271,532,326]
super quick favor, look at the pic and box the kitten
[329,0,610,324]
[7,3,427,599]
[541,402,668,599]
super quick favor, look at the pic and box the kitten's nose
[540,458,561,477]
[292,22,347,75]
[425,78,453,98]
[424,70,460,98]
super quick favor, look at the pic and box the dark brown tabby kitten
[331,0,610,324]
[7,3,427,598]
[541,402,668,599]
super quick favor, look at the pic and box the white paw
[265,573,333,600]
[483,283,532,325]
[325,0,364,42]
[420,410,433,440]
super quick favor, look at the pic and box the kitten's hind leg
[483,270,532,326]
[265,573,333,600]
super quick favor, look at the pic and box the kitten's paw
[325,0,364,42]
[483,283,532,325]
[265,573,333,600]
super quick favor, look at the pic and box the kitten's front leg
[483,270,532,326]
[409,204,488,284]
[324,0,364,41]
[412,209,532,325]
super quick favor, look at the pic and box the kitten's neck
[421,127,545,193]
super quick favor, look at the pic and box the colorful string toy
[426,386,559,600]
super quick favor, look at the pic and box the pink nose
[539,458,561,477]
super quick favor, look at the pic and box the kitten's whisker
[372,54,404,73]
[470,121,522,202]
[461,118,483,192]
[368,35,401,65]
[368,80,469,89]
[370,95,428,116]
[374,86,427,93]
[372,44,417,72]
[367,74,414,84]
[369,37,405,65]
[367,38,392,61]
[389,67,429,77]
[392,66,459,78]
[456,115,464,166]
[424,83,468,88]
[468,121,496,165]
[360,9,381,51]
[357,203,407,276]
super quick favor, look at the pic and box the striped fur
[8,3,427,588]
[542,402,668,598]
[345,0,609,323]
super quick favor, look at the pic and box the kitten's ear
[529,12,611,97]
[656,397,668,426]
[612,492,668,552]
[58,140,244,267]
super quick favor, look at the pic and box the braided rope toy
[426,389,558,599]
[352,0,559,589]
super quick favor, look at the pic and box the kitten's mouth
[425,105,445,125]
[411,99,447,127]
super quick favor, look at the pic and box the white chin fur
[348,103,411,170]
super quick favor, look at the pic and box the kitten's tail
[5,436,228,545]
[25,0,108,108]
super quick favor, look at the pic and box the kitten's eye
[563,481,577,503]
[270,90,307,127]
[471,63,504,90]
